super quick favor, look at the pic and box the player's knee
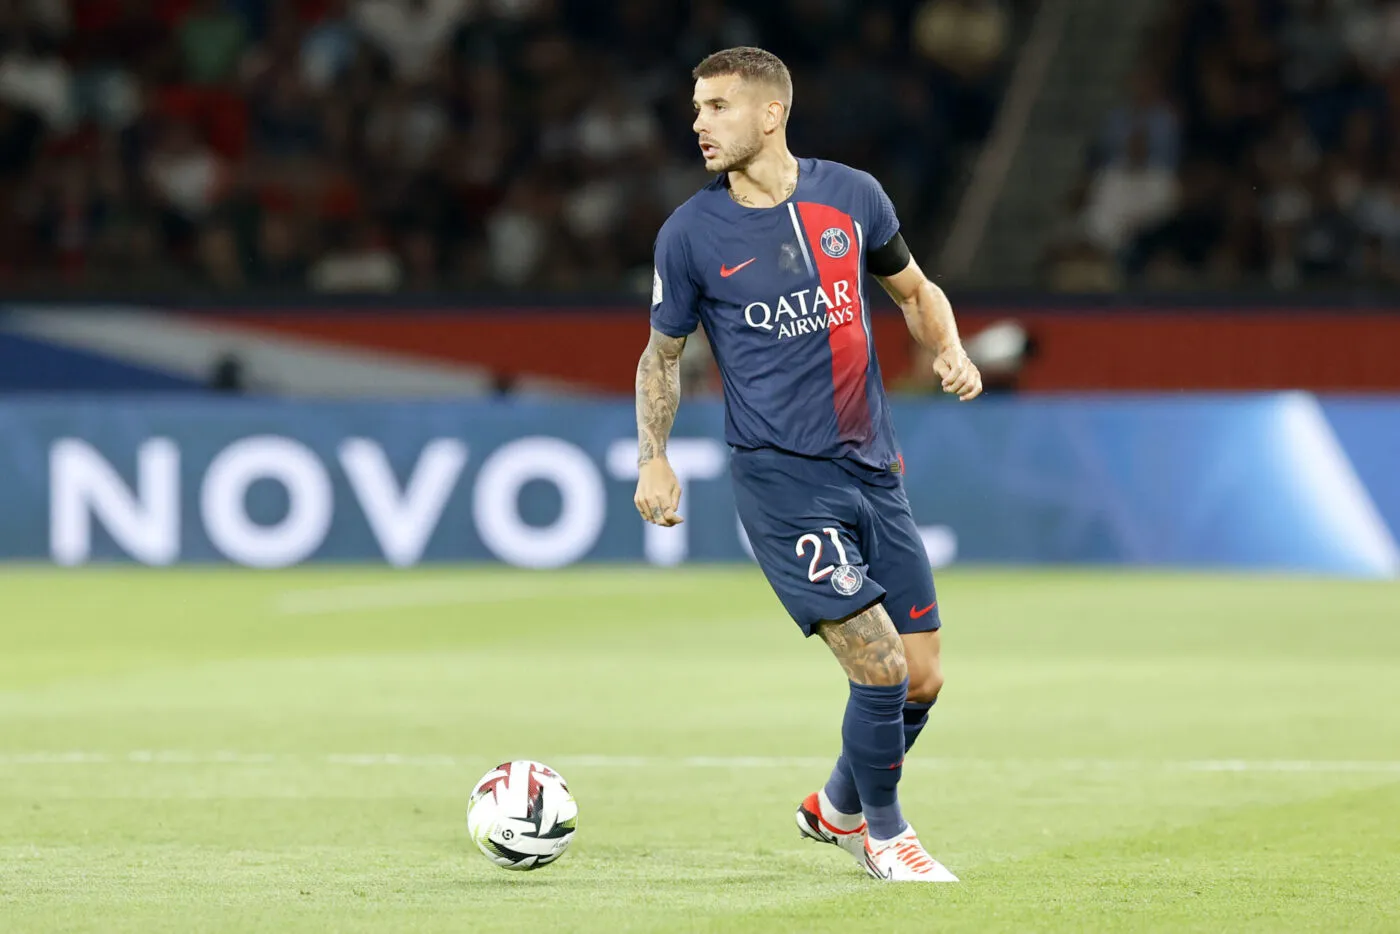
[907,668,944,704]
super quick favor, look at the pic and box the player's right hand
[635,459,684,526]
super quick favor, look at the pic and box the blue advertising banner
[0,395,1395,577]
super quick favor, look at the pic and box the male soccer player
[633,47,982,882]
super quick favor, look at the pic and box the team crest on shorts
[830,564,863,596]
[820,227,850,258]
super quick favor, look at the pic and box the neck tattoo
[730,164,799,206]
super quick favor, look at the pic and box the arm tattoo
[635,328,686,467]
[816,605,908,686]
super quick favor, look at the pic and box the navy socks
[823,695,937,840]
[835,679,908,841]
[903,698,935,751]
[822,756,862,815]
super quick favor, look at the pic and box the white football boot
[863,825,960,882]
[795,789,867,864]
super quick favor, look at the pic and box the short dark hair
[692,47,793,123]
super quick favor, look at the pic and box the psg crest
[820,227,850,258]
[830,564,864,596]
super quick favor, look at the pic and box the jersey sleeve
[859,171,901,252]
[649,216,701,338]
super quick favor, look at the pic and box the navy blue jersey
[650,158,903,474]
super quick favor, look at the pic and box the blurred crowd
[0,0,1024,294]
[1047,0,1400,292]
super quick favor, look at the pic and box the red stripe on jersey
[796,202,870,443]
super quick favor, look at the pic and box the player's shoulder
[807,158,883,194]
[658,175,731,243]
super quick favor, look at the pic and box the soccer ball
[466,760,578,871]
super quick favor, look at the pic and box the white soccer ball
[467,760,578,871]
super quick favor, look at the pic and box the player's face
[692,75,765,173]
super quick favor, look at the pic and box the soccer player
[632,47,982,882]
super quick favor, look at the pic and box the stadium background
[0,0,1395,574]
[2,3,1399,933]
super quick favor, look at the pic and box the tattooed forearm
[636,328,686,467]
[816,605,908,686]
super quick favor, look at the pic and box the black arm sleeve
[866,231,912,278]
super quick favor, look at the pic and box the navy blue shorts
[731,447,942,637]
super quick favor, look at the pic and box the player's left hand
[932,345,982,401]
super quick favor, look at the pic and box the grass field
[1,566,1399,933]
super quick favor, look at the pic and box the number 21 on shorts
[796,527,850,582]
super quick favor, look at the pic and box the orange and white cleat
[795,790,867,864]
[863,826,960,882]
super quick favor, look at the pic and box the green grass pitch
[2,565,1398,933]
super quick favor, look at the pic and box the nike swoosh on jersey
[909,602,937,619]
[720,258,757,277]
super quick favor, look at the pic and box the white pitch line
[3,752,1400,774]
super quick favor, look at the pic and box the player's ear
[766,101,784,132]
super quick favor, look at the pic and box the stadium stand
[1045,0,1400,291]
[0,0,1029,293]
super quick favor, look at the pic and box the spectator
[145,121,228,232]
[1098,67,1181,170]
[574,80,660,164]
[309,221,402,292]
[1280,0,1352,98]
[301,0,358,92]
[363,83,450,172]
[1083,129,1180,254]
[1295,165,1362,282]
[1354,152,1400,256]
[1345,0,1400,82]
[353,0,468,82]
[487,174,552,287]
[1127,161,1231,276]
[0,27,76,131]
